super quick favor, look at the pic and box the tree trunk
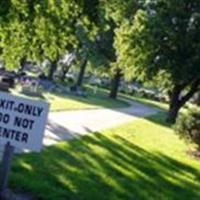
[167,103,182,124]
[61,66,71,83]
[48,60,57,81]
[75,57,88,88]
[19,57,26,72]
[167,85,182,123]
[167,80,200,123]
[195,92,200,106]
[109,69,122,99]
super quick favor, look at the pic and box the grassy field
[12,87,129,112]
[11,84,168,112]
[85,85,168,111]
[10,112,200,200]
[87,85,169,111]
[45,91,129,112]
[120,93,168,111]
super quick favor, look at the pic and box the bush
[174,107,200,150]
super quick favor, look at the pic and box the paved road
[44,100,161,146]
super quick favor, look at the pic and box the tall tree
[0,1,81,71]
[95,25,120,99]
[73,0,102,89]
[0,1,32,69]
[109,68,122,99]
[99,0,141,99]
[75,51,88,88]
[115,0,200,123]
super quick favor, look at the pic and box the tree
[196,92,200,106]
[73,0,103,89]
[30,1,80,81]
[0,1,81,72]
[0,1,32,69]
[75,51,88,88]
[99,0,141,99]
[115,0,200,123]
[109,68,122,98]
[93,22,120,99]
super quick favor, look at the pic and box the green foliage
[115,0,200,84]
[81,0,100,25]
[0,0,30,68]
[0,1,84,68]
[101,0,140,25]
[115,10,150,80]
[175,107,200,149]
[91,0,142,76]
[89,26,116,72]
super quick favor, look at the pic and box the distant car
[0,69,17,91]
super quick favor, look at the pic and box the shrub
[174,107,200,150]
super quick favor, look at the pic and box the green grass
[12,84,168,112]
[120,93,168,111]
[86,85,169,111]
[10,112,200,200]
[45,92,129,112]
[11,87,129,112]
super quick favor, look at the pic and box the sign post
[0,142,14,199]
[0,91,49,199]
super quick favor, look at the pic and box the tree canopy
[0,0,199,122]
[0,0,87,68]
[115,0,200,122]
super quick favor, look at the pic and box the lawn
[11,84,168,112]
[120,93,168,111]
[11,87,129,112]
[44,91,129,112]
[86,85,169,111]
[10,112,200,200]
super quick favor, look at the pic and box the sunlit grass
[11,84,169,112]
[120,93,168,110]
[11,87,129,112]
[44,92,129,112]
[86,85,168,111]
[10,112,200,200]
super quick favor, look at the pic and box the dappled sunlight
[41,91,164,150]
[1,0,199,199]
[10,124,200,199]
[20,161,34,172]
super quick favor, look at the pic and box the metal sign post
[0,142,15,199]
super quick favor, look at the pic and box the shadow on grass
[119,93,168,112]
[11,132,200,200]
[45,120,78,143]
[145,112,172,128]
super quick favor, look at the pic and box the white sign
[0,91,49,152]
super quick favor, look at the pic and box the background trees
[0,1,81,73]
[0,0,199,123]
[115,0,200,122]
